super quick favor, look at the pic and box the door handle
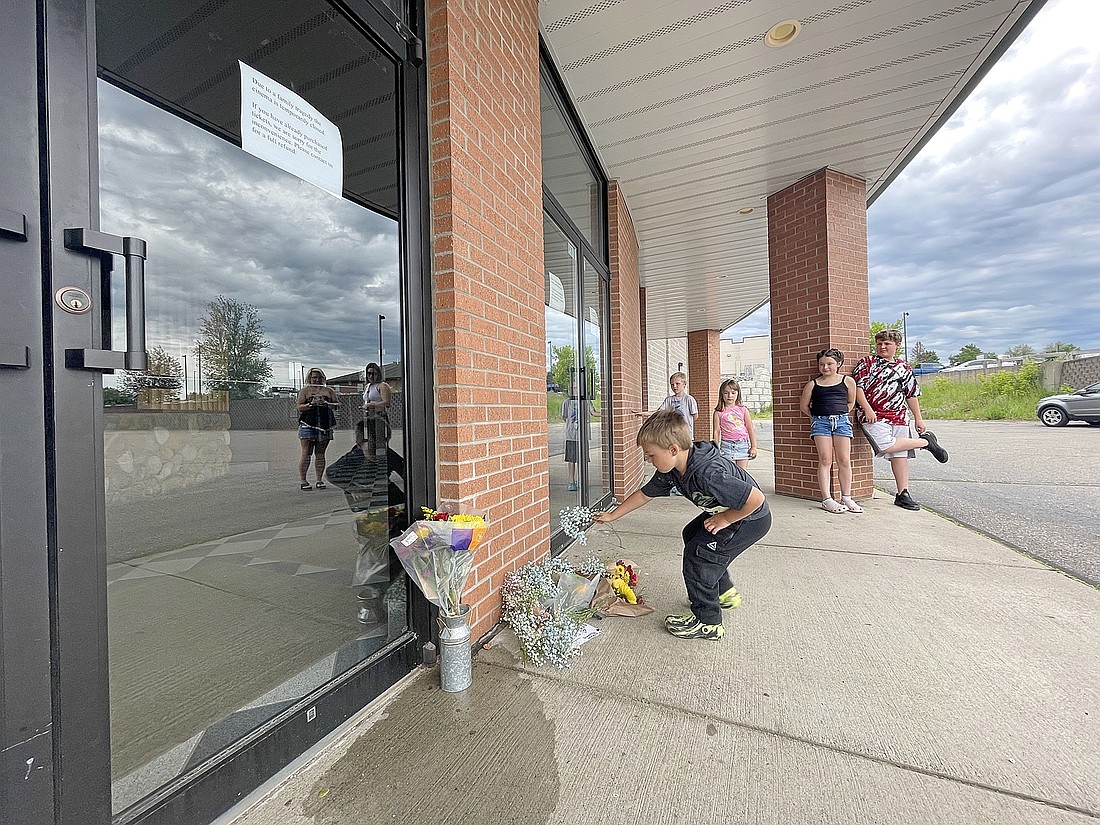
[62,228,148,372]
[1,209,31,366]
[0,208,28,241]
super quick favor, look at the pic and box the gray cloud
[99,80,400,387]
[724,1,1100,363]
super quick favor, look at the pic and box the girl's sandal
[820,498,848,514]
[300,483,312,491]
[315,481,327,490]
[840,497,864,514]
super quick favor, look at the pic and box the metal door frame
[4,0,434,822]
[0,2,55,824]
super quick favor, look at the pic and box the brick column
[767,168,873,501]
[638,287,648,415]
[686,329,721,442]
[427,0,545,638]
[608,182,644,498]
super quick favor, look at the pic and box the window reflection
[540,77,602,253]
[544,216,580,532]
[96,3,408,808]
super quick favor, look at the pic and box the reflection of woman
[361,362,392,455]
[296,368,338,490]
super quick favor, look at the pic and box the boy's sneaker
[894,489,920,510]
[664,613,698,628]
[920,430,949,463]
[666,618,723,640]
[718,586,742,610]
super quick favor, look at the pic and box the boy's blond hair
[875,329,902,344]
[637,409,692,450]
[669,371,687,384]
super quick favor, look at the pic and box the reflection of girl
[562,391,580,492]
[297,368,338,490]
[361,362,392,455]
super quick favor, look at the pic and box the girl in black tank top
[798,348,861,514]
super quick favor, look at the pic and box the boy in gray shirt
[597,410,771,640]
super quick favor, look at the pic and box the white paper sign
[239,61,343,197]
[546,270,566,313]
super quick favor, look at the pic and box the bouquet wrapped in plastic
[388,508,487,617]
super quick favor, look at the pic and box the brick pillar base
[686,329,721,442]
[768,168,873,501]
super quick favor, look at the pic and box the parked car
[911,362,944,376]
[547,382,561,393]
[1036,381,1100,427]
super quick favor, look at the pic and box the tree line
[870,318,1080,366]
[104,295,273,405]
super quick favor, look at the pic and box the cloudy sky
[99,79,401,389]
[725,0,1100,362]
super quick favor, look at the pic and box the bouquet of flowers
[501,555,602,668]
[388,507,487,617]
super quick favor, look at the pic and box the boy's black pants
[682,509,772,625]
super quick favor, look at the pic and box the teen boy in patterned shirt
[853,328,949,510]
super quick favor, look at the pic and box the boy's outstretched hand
[594,511,616,524]
[703,512,734,534]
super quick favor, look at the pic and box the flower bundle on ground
[389,510,486,617]
[501,556,599,669]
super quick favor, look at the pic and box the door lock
[62,228,148,372]
[55,286,93,314]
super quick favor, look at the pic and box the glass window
[544,215,580,532]
[95,1,408,812]
[540,76,603,254]
[582,257,611,505]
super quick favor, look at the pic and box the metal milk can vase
[438,604,472,692]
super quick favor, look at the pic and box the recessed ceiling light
[738,207,754,215]
[765,19,801,48]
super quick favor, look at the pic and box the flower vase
[438,604,472,692]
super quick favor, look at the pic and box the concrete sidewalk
[221,454,1100,825]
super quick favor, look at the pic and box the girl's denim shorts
[720,440,750,460]
[809,414,853,438]
[298,423,334,442]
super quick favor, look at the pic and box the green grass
[916,363,1055,420]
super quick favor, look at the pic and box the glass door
[581,257,612,507]
[544,215,581,534]
[544,213,612,547]
[32,1,427,822]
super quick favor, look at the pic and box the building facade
[0,1,1045,823]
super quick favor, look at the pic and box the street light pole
[902,312,910,362]
[378,314,386,365]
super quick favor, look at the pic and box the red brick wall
[768,168,873,501]
[686,329,721,442]
[427,0,545,638]
[608,182,644,498]
[638,287,648,405]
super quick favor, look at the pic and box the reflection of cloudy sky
[725,0,1100,360]
[98,81,399,384]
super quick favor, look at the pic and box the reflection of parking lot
[107,508,405,810]
[104,427,407,810]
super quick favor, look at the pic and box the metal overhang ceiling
[539,0,1046,339]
